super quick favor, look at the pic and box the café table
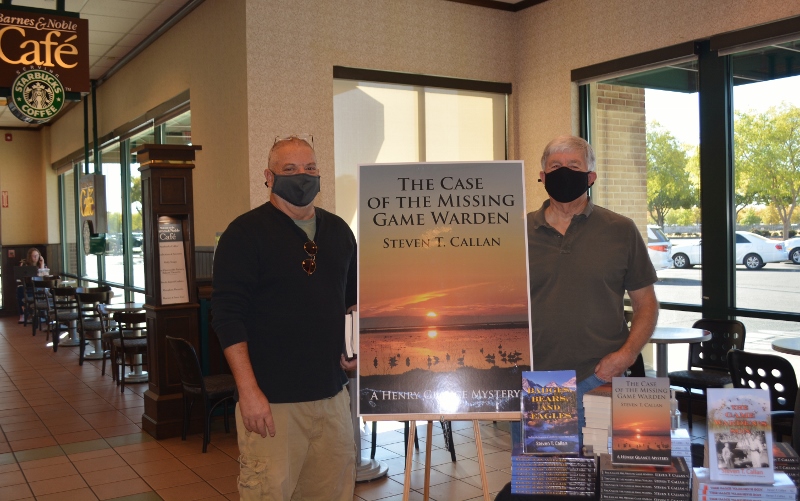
[648,326,712,377]
[107,302,147,382]
[771,338,800,356]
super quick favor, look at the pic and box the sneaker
[18,315,24,323]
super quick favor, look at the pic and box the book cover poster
[521,370,579,454]
[707,387,774,484]
[357,162,531,417]
[611,377,671,466]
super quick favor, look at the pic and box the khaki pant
[235,388,356,501]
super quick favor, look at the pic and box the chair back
[113,311,147,338]
[727,349,798,412]
[166,336,205,393]
[688,319,746,371]
[75,291,112,330]
[51,286,78,320]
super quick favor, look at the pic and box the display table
[648,326,711,377]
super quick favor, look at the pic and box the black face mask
[543,167,592,203]
[267,173,320,207]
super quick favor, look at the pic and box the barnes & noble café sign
[0,9,88,124]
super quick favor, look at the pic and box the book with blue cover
[521,370,579,455]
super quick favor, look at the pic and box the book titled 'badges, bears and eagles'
[521,370,579,455]
[611,376,672,466]
[706,387,774,484]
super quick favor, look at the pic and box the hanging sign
[357,161,532,419]
[0,8,89,122]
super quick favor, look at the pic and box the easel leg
[473,420,490,501]
[424,421,433,501]
[403,420,416,501]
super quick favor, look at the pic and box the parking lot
[653,260,800,375]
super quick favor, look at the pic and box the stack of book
[511,443,597,496]
[672,428,692,471]
[774,442,800,494]
[583,383,612,453]
[692,467,797,501]
[599,453,691,500]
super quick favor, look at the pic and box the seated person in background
[17,247,45,323]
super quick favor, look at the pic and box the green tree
[647,123,696,227]
[738,207,762,226]
[735,104,800,238]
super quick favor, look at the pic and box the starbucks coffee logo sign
[7,69,65,123]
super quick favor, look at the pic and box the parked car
[670,231,788,270]
[785,237,800,264]
[647,225,673,270]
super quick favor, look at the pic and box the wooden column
[136,144,202,439]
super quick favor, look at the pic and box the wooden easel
[370,413,517,501]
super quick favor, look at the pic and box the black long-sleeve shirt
[211,202,357,403]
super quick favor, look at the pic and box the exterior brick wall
[590,83,648,236]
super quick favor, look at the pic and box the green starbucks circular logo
[7,69,65,124]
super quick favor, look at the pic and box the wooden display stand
[136,144,203,439]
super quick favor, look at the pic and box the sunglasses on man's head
[302,240,317,276]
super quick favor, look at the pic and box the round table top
[772,338,800,356]
[106,302,145,312]
[648,326,711,344]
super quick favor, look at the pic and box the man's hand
[341,353,357,371]
[238,387,275,438]
[594,350,635,382]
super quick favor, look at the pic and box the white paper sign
[158,219,189,305]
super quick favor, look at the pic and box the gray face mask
[267,173,320,207]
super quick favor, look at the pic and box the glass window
[732,39,800,313]
[63,168,77,275]
[162,110,192,145]
[101,143,124,285]
[130,128,152,290]
[333,79,506,231]
[585,62,701,306]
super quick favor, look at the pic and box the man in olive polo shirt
[527,135,659,425]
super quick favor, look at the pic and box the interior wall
[245,0,516,214]
[47,0,249,247]
[515,0,800,213]
[0,129,46,245]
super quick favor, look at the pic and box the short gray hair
[540,135,596,172]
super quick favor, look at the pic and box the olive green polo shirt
[527,199,657,382]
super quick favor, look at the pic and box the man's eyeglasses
[302,240,317,276]
[274,134,314,150]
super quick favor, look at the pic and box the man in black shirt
[212,135,357,501]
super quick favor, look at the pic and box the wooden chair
[50,286,79,353]
[166,336,236,453]
[727,349,798,441]
[75,291,113,366]
[668,319,746,428]
[31,277,58,338]
[112,311,148,393]
[97,304,121,379]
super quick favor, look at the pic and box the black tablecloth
[494,483,599,501]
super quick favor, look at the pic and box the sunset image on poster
[358,162,531,418]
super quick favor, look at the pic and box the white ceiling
[0,0,189,128]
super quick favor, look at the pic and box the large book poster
[357,161,531,418]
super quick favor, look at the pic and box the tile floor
[0,316,712,501]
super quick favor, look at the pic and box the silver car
[785,237,800,265]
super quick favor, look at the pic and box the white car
[671,231,788,270]
[647,225,673,270]
[785,237,800,265]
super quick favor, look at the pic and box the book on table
[520,370,579,455]
[611,376,672,466]
[706,387,774,484]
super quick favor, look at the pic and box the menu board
[158,218,189,304]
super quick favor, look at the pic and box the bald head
[268,137,315,172]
